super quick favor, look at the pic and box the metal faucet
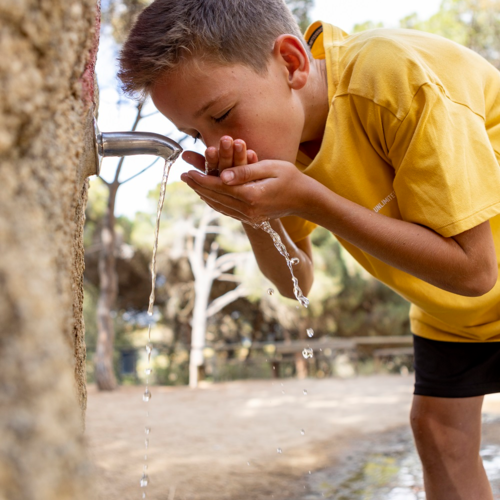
[93,118,183,175]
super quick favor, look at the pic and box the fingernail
[222,170,234,182]
[207,148,216,158]
[181,174,188,182]
[234,142,243,153]
[222,138,231,150]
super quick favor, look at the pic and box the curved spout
[93,119,183,176]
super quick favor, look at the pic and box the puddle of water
[304,421,500,500]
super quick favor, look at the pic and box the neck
[300,58,329,145]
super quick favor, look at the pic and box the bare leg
[410,395,493,500]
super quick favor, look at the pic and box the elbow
[278,274,314,301]
[460,263,498,297]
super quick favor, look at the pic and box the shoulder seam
[334,92,402,121]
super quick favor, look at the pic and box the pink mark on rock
[81,0,101,106]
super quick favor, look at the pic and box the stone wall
[0,0,99,498]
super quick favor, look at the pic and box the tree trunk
[95,184,119,390]
[189,278,211,388]
[0,0,100,497]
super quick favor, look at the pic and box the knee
[410,408,477,467]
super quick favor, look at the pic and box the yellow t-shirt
[282,21,500,343]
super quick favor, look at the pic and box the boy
[118,0,500,497]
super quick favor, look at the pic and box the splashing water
[257,221,309,307]
[302,348,314,359]
[140,473,149,488]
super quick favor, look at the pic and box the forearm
[300,180,493,296]
[242,219,314,298]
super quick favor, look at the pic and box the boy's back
[282,22,500,342]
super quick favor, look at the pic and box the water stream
[139,168,313,495]
[140,158,174,498]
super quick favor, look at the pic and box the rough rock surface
[0,0,99,498]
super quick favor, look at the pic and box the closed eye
[213,108,232,124]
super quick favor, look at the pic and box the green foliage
[399,0,500,68]
[84,177,109,247]
[352,20,384,33]
[286,0,315,33]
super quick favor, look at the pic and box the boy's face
[150,55,307,164]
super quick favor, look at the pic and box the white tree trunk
[189,278,211,388]
[186,206,253,388]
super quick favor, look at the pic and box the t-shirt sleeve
[388,83,500,237]
[280,216,317,242]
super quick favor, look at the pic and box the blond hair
[118,0,308,97]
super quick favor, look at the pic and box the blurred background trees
[87,0,500,389]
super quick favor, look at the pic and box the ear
[272,34,310,90]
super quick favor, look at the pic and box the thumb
[220,161,276,186]
[182,150,206,172]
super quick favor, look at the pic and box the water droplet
[306,328,314,338]
[142,493,146,499]
[145,368,153,375]
[140,473,149,487]
[291,257,300,265]
[277,448,282,454]
[281,390,285,395]
[301,429,305,436]
[143,464,148,471]
[247,461,250,466]
[144,455,148,461]
[302,348,314,359]
[146,343,153,354]
[267,288,274,296]
[145,439,149,449]
[143,388,152,402]
[303,389,308,395]
[145,427,151,435]
[308,470,312,475]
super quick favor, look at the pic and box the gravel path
[85,376,500,500]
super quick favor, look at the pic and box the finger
[218,136,234,171]
[233,139,247,167]
[219,161,277,186]
[205,147,219,175]
[247,150,258,164]
[184,168,270,205]
[182,151,206,172]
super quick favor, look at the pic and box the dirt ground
[85,375,500,500]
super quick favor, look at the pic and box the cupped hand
[181,155,312,226]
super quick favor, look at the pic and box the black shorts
[413,334,500,398]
